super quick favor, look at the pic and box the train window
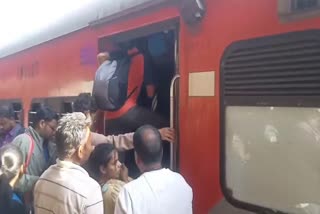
[0,99,24,124]
[220,30,320,214]
[278,0,320,21]
[12,102,23,123]
[292,0,320,11]
[29,97,77,125]
[29,102,41,126]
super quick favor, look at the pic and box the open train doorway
[96,23,180,178]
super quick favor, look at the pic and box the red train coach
[1,0,320,213]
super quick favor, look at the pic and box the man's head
[55,112,93,165]
[133,125,163,172]
[0,105,16,135]
[97,52,110,66]
[73,93,97,129]
[32,106,59,140]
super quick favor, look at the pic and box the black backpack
[92,51,138,111]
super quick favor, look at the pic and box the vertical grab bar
[170,74,180,170]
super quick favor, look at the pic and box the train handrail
[170,74,180,171]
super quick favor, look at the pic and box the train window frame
[220,30,320,214]
[278,0,320,22]
[0,99,24,124]
[28,96,77,126]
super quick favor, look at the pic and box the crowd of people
[0,94,193,214]
[0,33,193,214]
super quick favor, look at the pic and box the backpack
[92,51,138,111]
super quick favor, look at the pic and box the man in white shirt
[115,125,193,214]
[33,112,103,214]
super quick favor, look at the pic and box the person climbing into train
[114,125,193,214]
[0,145,28,214]
[87,143,130,214]
[94,39,169,135]
[0,104,25,148]
[73,93,175,149]
[12,106,59,201]
[93,39,171,177]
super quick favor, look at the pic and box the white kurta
[115,168,193,214]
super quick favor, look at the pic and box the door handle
[170,74,180,170]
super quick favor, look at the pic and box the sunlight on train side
[0,0,94,50]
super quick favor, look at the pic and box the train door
[97,21,180,175]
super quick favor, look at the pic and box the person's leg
[105,106,169,135]
[127,106,169,128]
[105,117,134,135]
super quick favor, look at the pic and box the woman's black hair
[87,143,115,181]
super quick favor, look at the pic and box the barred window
[292,0,320,11]
[278,0,320,21]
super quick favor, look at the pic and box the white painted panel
[188,71,215,97]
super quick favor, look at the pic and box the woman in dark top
[0,144,26,214]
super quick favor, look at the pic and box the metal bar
[170,74,180,170]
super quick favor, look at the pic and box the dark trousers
[105,105,169,134]
[105,106,170,178]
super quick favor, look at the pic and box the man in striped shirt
[34,112,103,214]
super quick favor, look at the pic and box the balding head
[133,125,163,167]
[97,52,110,65]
